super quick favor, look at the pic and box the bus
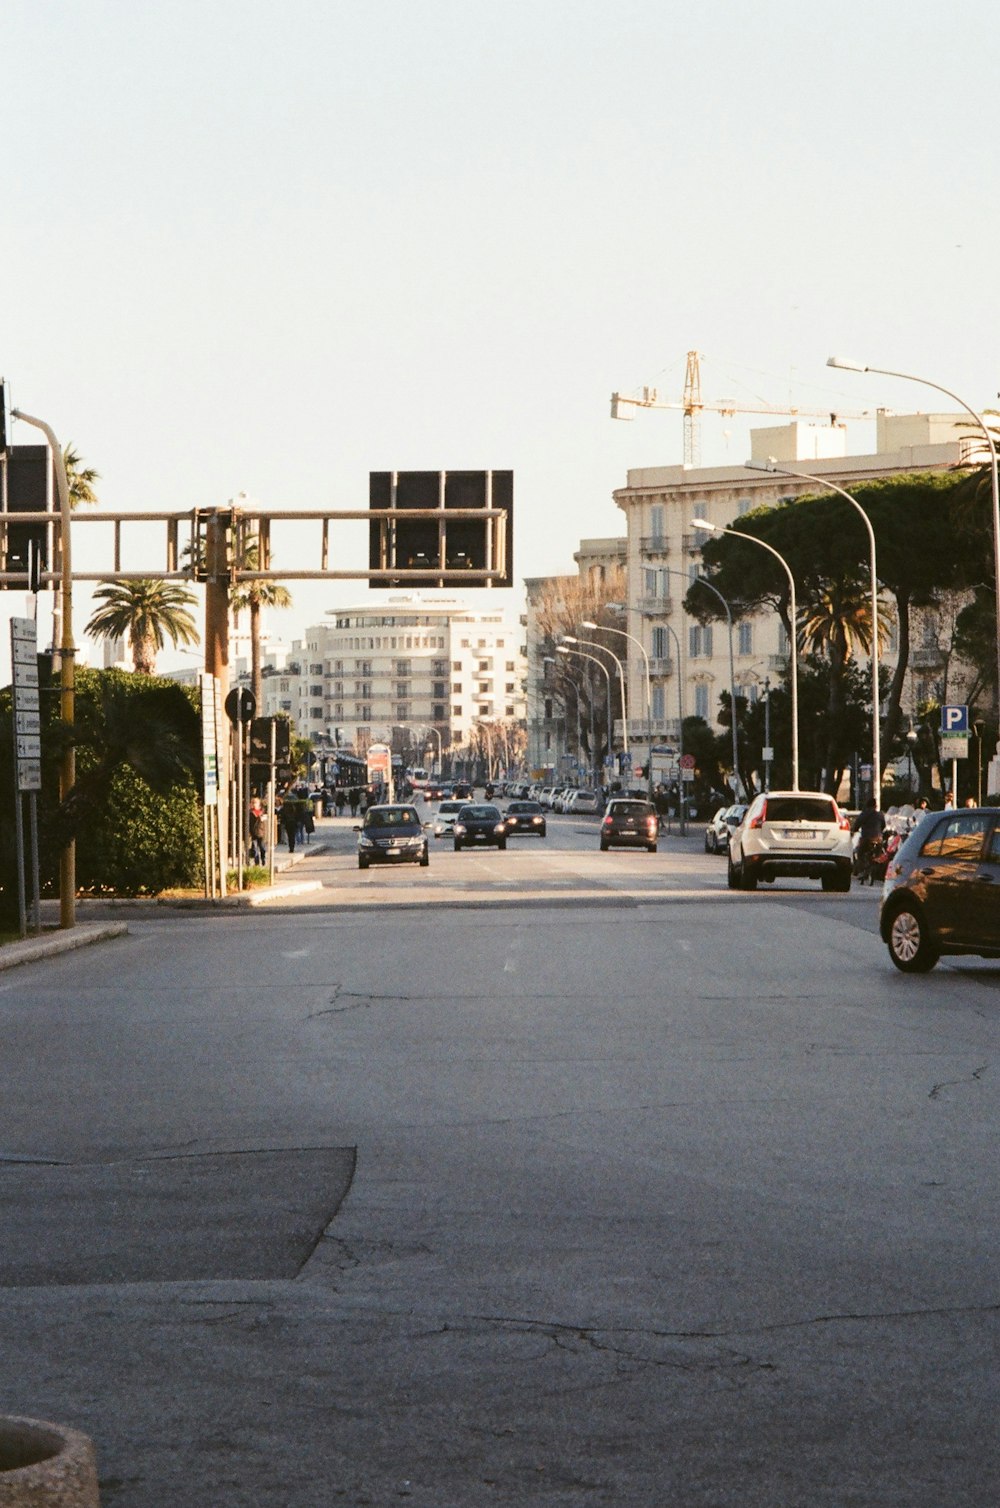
[366,742,392,798]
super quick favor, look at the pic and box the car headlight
[494,823,505,834]
[531,816,542,825]
[359,836,375,849]
[454,824,466,835]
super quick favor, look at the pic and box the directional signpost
[940,705,969,802]
[10,617,41,934]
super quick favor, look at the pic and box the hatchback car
[600,799,659,853]
[728,791,852,891]
[504,800,547,838]
[705,803,747,854]
[355,804,430,869]
[880,807,1000,971]
[433,799,464,838]
[566,789,602,814]
[453,804,508,851]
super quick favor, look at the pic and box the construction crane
[611,350,876,468]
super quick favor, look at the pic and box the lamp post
[11,407,75,928]
[693,517,799,791]
[557,644,612,787]
[974,719,985,805]
[659,620,688,834]
[581,618,651,794]
[561,635,629,756]
[542,656,569,780]
[746,456,882,807]
[828,355,1000,784]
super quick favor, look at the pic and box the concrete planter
[0,1417,99,1506]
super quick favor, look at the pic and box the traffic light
[1,445,53,590]
[369,470,513,588]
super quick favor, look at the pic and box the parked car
[433,799,464,838]
[504,800,547,838]
[566,789,602,815]
[453,804,508,851]
[705,804,747,854]
[727,791,852,891]
[600,798,659,853]
[355,804,430,869]
[880,807,1000,971]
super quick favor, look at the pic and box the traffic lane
[3,900,999,1504]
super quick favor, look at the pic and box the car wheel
[647,843,657,854]
[419,846,429,867]
[741,862,758,891]
[727,852,740,890]
[454,840,462,852]
[498,839,507,850]
[358,855,369,870]
[886,903,940,972]
[704,833,713,853]
[600,838,609,852]
[822,870,851,893]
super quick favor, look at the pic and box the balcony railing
[682,530,711,553]
[637,596,673,616]
[766,653,788,672]
[647,657,674,676]
[639,535,670,556]
[911,644,946,669]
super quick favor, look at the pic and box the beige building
[612,412,985,778]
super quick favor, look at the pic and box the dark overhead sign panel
[368,470,513,589]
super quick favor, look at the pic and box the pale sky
[4,0,998,673]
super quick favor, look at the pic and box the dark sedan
[453,804,507,851]
[355,804,430,869]
[600,799,659,853]
[504,800,547,838]
[879,806,1000,970]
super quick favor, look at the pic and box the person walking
[279,794,299,853]
[335,788,346,818]
[349,786,360,818]
[248,798,266,866]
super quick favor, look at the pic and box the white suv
[728,790,853,892]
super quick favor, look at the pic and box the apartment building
[612,411,984,768]
[250,594,526,764]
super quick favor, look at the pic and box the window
[432,659,448,676]
[432,682,446,698]
[355,681,372,698]
[311,706,323,719]
[920,814,989,861]
[650,504,664,541]
[395,704,409,720]
[645,568,657,595]
[738,622,753,656]
[357,704,371,721]
[505,682,515,693]
[395,681,409,698]
[737,497,752,517]
[452,682,462,693]
[746,682,758,705]
[310,684,323,696]
[652,685,665,720]
[432,704,446,721]
[506,661,516,672]
[453,660,462,670]
[689,625,713,658]
[453,704,462,716]
[479,659,490,671]
[544,698,553,720]
[395,659,411,676]
[652,627,668,659]
[695,684,710,720]
[479,705,490,716]
[310,663,323,674]
[479,682,490,694]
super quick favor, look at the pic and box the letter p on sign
[941,704,969,733]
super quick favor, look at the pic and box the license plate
[784,829,817,840]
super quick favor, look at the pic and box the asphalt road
[1,813,998,1506]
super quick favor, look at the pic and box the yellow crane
[611,350,876,467]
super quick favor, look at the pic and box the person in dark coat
[279,795,299,853]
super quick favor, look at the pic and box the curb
[0,922,129,974]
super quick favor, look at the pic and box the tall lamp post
[556,644,613,787]
[828,355,1000,788]
[542,656,569,779]
[12,406,75,928]
[581,618,651,795]
[693,517,799,792]
[746,456,882,808]
[561,635,629,757]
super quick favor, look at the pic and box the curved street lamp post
[828,355,1000,788]
[693,517,800,792]
[581,618,652,796]
[746,456,882,807]
[556,643,613,787]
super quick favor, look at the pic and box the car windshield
[364,806,418,828]
[509,802,540,813]
[764,797,836,824]
[461,805,500,819]
[611,801,653,817]
[438,802,462,815]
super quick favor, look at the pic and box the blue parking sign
[940,704,969,734]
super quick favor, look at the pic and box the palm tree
[229,541,293,708]
[62,445,100,509]
[85,580,199,674]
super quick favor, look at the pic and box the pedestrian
[964,795,977,807]
[944,790,955,809]
[349,786,360,817]
[248,798,266,866]
[279,794,298,853]
[335,788,346,817]
[303,801,315,845]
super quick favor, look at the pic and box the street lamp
[557,643,613,787]
[692,517,799,791]
[581,618,651,794]
[746,456,882,807]
[828,355,1000,782]
[561,635,629,756]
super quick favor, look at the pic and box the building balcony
[648,657,674,676]
[911,644,946,669]
[637,596,674,616]
[682,530,711,553]
[639,536,670,556]
[766,653,789,672]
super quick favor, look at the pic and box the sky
[4,0,999,675]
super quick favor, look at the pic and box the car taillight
[836,808,851,832]
[602,816,612,828]
[749,801,766,830]
[647,818,657,832]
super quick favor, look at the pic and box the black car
[600,799,659,853]
[453,781,474,800]
[453,804,507,851]
[355,804,430,869]
[504,800,547,838]
[880,806,1000,971]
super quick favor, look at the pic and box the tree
[85,579,199,674]
[533,567,627,770]
[229,541,293,707]
[62,445,100,509]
